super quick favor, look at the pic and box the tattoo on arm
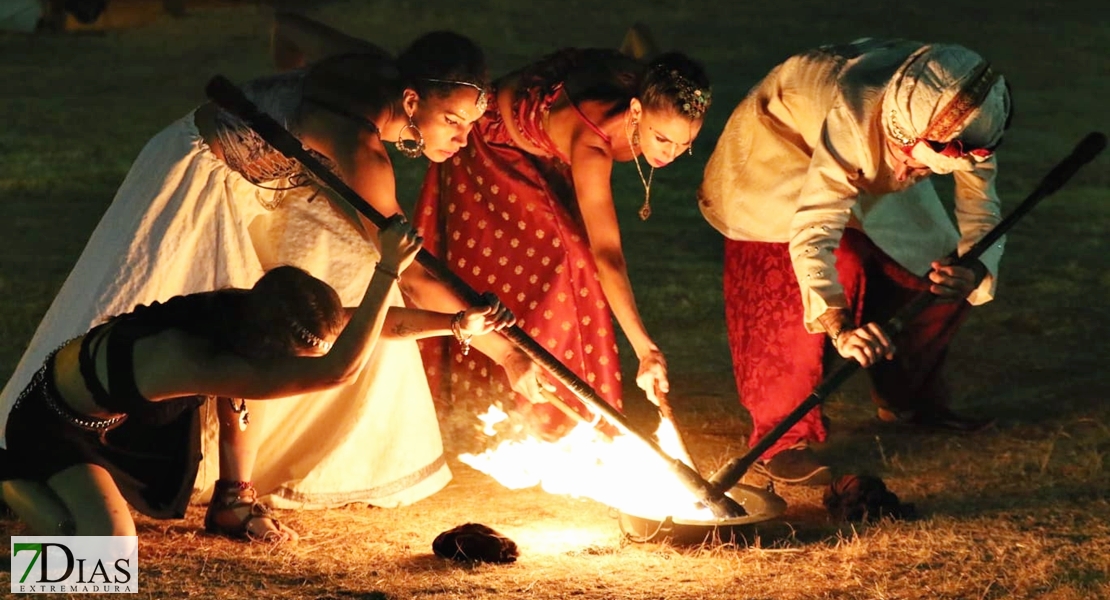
[390,321,422,337]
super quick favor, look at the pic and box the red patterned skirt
[724,228,971,459]
[413,109,623,437]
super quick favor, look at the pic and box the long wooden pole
[705,132,1107,495]
[205,75,747,519]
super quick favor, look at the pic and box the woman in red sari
[408,49,711,437]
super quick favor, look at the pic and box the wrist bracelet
[375,263,401,280]
[450,311,472,356]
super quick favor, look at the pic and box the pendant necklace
[626,117,654,220]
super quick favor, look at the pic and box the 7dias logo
[11,536,138,594]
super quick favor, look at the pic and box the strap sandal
[204,480,299,543]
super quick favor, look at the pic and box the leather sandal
[204,480,299,543]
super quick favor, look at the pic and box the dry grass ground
[1,0,1108,598]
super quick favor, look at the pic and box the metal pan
[616,483,787,545]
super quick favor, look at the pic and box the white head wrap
[881,44,1011,174]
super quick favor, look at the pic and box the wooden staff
[706,132,1108,495]
[204,75,746,519]
[655,385,698,469]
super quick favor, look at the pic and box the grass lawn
[1,0,1108,598]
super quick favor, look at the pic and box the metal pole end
[670,459,748,519]
[703,492,748,520]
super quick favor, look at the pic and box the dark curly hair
[238,266,345,360]
[302,31,488,120]
[397,30,489,101]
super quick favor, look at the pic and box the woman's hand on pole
[635,348,669,406]
[378,215,422,277]
[500,348,555,404]
[460,292,516,337]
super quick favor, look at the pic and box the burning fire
[459,405,721,520]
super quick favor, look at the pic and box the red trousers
[723,228,971,459]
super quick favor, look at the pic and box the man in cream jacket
[699,39,1011,485]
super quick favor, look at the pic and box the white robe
[0,113,450,509]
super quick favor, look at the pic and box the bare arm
[296,118,403,256]
[569,131,668,401]
[336,133,523,360]
[399,270,504,350]
[400,256,552,401]
[137,230,413,401]
[570,137,656,358]
[381,306,458,340]
[329,122,406,226]
[140,269,395,399]
[378,300,515,341]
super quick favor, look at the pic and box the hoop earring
[395,117,425,159]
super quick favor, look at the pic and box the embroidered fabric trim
[921,62,998,142]
[270,453,450,506]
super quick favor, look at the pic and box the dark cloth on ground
[433,522,519,563]
[823,474,916,522]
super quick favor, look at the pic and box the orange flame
[459,405,721,520]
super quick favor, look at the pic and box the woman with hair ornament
[408,44,713,439]
[0,19,499,542]
[0,217,514,538]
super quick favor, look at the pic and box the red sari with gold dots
[414,57,627,437]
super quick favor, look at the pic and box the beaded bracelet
[450,311,472,355]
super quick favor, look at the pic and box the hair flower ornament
[670,69,711,119]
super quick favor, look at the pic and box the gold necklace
[627,118,654,220]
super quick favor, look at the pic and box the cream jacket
[699,40,1004,332]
